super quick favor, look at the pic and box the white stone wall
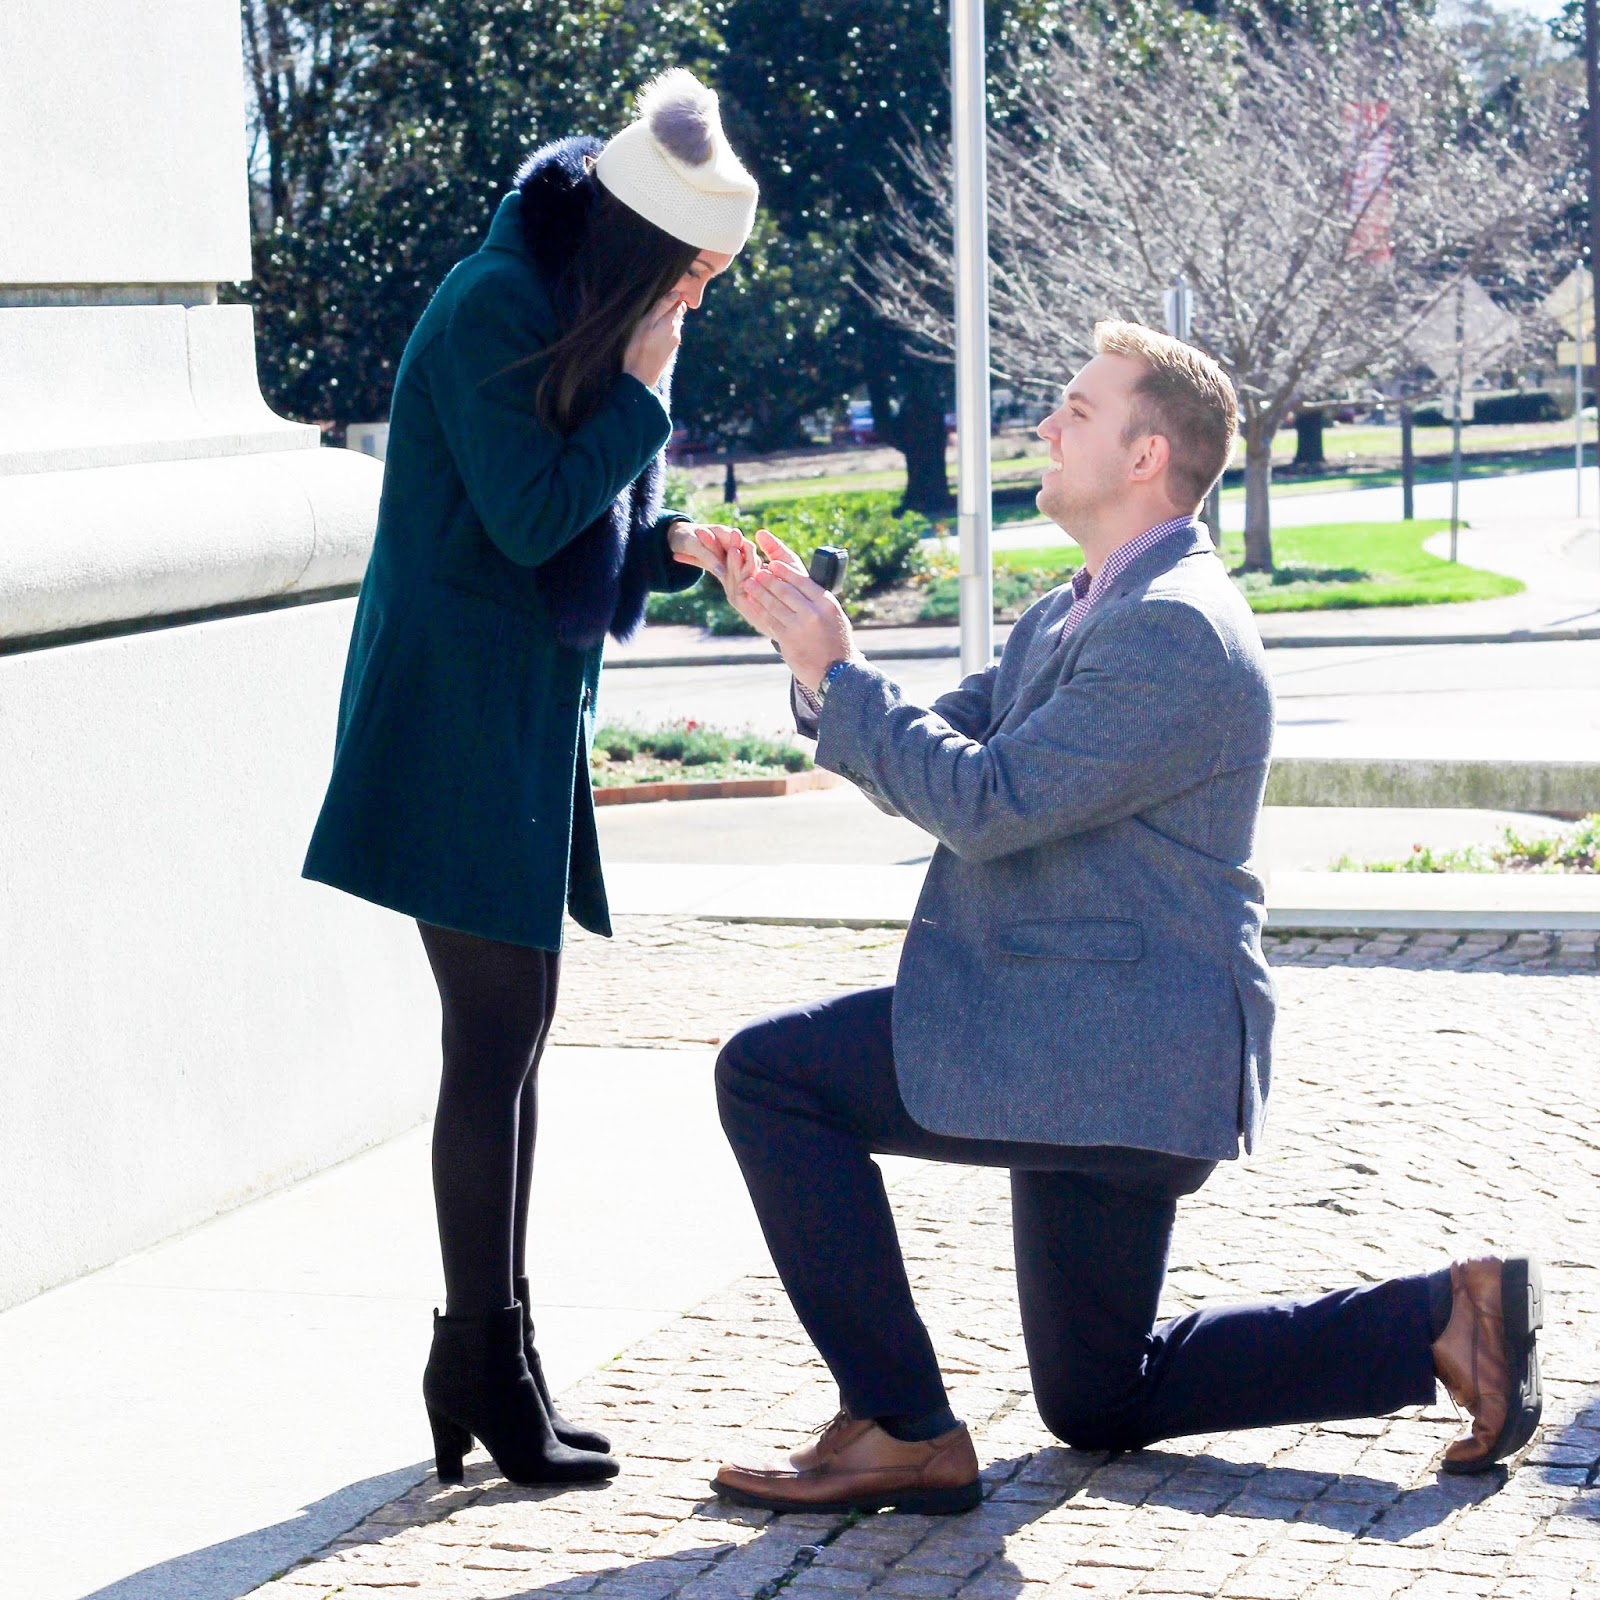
[0,0,251,286]
[0,602,439,1309]
[0,1,430,1308]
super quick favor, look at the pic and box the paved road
[596,639,1600,760]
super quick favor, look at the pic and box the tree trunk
[896,373,955,515]
[1241,422,1275,571]
[1291,409,1326,468]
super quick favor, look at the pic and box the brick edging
[592,768,840,807]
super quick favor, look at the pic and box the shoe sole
[709,1476,982,1516]
[1441,1254,1544,1476]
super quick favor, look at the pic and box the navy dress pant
[715,986,1441,1450]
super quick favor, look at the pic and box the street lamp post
[1163,273,1194,344]
[1586,0,1599,526]
[1162,275,1218,537]
[1449,276,1464,563]
[1579,261,1587,521]
[951,0,994,677]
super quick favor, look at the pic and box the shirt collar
[1072,515,1201,600]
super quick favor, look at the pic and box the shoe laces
[808,1408,852,1448]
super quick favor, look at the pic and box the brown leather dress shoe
[713,1412,982,1515]
[1432,1255,1543,1474]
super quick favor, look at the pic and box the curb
[1258,625,1600,649]
[592,769,839,806]
[683,908,1600,934]
[606,625,1599,670]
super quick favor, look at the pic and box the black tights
[418,921,560,1316]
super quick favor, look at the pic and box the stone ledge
[0,304,317,474]
[1265,756,1600,814]
[0,447,379,640]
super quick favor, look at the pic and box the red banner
[1343,102,1393,265]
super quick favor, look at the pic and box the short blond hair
[1093,320,1237,508]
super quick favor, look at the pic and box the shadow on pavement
[79,1460,432,1600]
[301,1442,1500,1600]
[1546,1389,1600,1507]
[442,1464,1056,1600]
[1041,1444,1499,1542]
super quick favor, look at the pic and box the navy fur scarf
[513,135,667,650]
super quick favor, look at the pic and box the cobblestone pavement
[250,924,1600,1600]
[548,920,1598,1050]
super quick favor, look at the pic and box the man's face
[1035,353,1147,531]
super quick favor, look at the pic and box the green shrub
[919,567,1068,622]
[645,488,934,634]
[1413,391,1564,427]
[743,490,932,594]
[592,719,811,777]
[1469,391,1564,425]
[1331,814,1599,873]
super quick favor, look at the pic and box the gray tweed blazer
[804,525,1276,1160]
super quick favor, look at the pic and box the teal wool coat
[303,160,701,949]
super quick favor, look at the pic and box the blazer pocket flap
[998,917,1143,962]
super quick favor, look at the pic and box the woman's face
[671,250,734,311]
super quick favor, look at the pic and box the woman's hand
[668,521,744,584]
[623,295,686,389]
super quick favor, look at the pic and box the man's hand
[737,530,861,694]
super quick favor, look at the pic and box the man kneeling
[707,321,1542,1516]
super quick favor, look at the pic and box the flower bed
[590,720,819,804]
[1332,815,1599,874]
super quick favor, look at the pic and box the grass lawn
[989,520,1522,613]
[717,420,1595,511]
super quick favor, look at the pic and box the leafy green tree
[668,212,855,454]
[716,0,1069,513]
[239,0,724,427]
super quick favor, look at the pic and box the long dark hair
[534,181,698,433]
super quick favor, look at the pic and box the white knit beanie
[595,69,759,256]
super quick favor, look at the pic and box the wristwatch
[814,659,852,704]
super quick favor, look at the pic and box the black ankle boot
[422,1305,617,1486]
[514,1275,612,1454]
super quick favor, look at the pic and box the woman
[302,69,759,1487]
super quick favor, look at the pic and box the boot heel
[429,1407,472,1483]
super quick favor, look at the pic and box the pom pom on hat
[595,69,759,256]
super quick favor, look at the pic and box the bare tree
[871,1,1579,570]
[240,2,362,234]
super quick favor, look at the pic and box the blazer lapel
[1048,524,1217,679]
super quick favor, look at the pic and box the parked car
[846,399,876,446]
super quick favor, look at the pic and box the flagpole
[951,0,994,676]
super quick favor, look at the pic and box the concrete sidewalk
[0,1047,838,1600]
